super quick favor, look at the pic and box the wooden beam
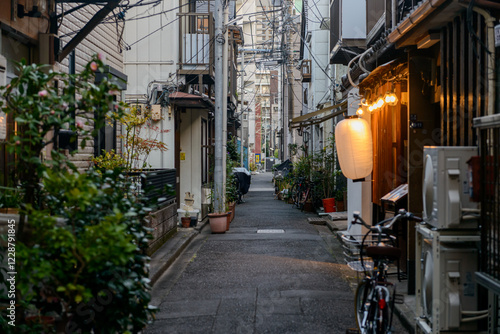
[57,1,119,62]
[440,27,447,145]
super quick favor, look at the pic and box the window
[94,117,116,157]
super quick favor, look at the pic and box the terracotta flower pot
[181,216,191,228]
[208,212,228,234]
[229,202,235,222]
[226,212,231,231]
[322,198,336,213]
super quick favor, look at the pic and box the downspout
[392,0,397,29]
[471,6,496,116]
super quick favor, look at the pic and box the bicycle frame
[352,209,422,334]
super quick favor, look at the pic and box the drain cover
[257,229,285,234]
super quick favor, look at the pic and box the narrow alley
[146,172,406,334]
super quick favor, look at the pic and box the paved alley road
[146,172,405,334]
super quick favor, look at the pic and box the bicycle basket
[341,232,397,273]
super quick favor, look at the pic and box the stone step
[307,217,328,225]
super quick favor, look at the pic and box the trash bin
[233,167,251,203]
[265,158,276,172]
[273,159,292,178]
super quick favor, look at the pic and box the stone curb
[149,228,198,285]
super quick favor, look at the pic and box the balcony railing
[178,12,215,77]
[301,60,311,82]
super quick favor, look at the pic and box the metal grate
[479,125,500,280]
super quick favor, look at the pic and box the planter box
[146,202,178,255]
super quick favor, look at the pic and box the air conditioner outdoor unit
[416,225,480,333]
[422,146,479,229]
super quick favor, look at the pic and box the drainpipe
[392,0,396,29]
[470,6,496,116]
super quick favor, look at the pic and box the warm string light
[363,87,398,112]
[356,104,364,116]
[384,90,398,106]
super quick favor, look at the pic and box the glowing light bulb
[384,91,398,106]
[376,97,384,109]
[356,106,364,116]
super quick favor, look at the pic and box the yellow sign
[255,153,260,164]
[180,152,186,160]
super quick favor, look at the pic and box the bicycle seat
[365,246,401,261]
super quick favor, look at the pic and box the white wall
[145,106,176,169]
[179,109,208,211]
[123,2,178,96]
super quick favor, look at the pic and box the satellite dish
[423,154,434,221]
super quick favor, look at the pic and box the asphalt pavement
[146,172,409,334]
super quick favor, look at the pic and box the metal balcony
[178,12,215,82]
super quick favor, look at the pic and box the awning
[169,92,214,110]
[358,59,407,93]
[289,100,347,128]
[386,0,465,48]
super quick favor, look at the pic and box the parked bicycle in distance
[290,177,312,211]
[348,209,422,334]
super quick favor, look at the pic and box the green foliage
[226,136,239,165]
[0,55,126,210]
[311,135,340,199]
[93,104,169,172]
[92,149,127,172]
[0,56,155,333]
[0,186,23,209]
[14,169,155,333]
[288,143,298,156]
[225,141,239,205]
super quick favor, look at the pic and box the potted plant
[181,211,191,228]
[315,135,341,213]
[335,188,347,212]
[0,186,22,214]
[207,188,228,234]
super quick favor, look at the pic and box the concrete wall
[179,109,209,211]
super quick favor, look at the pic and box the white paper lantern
[335,117,373,180]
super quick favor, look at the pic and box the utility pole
[222,2,228,193]
[214,0,225,212]
[240,50,245,167]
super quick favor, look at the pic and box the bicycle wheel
[354,281,376,334]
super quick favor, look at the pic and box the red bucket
[322,198,336,213]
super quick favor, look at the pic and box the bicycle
[349,209,422,334]
[290,177,313,211]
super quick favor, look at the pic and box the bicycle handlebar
[350,209,422,232]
